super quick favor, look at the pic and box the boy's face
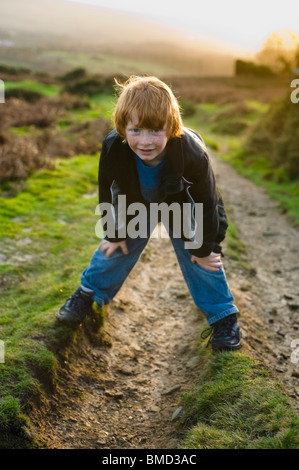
[125,111,168,166]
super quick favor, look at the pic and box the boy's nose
[140,131,152,145]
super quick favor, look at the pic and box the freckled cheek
[158,137,168,151]
[126,136,138,149]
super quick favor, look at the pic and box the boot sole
[212,341,242,351]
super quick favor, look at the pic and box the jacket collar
[107,129,186,196]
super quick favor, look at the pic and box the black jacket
[98,127,228,258]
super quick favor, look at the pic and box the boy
[57,76,241,351]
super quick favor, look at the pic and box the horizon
[1,0,298,77]
[61,0,299,53]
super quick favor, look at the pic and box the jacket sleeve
[182,128,229,257]
[98,137,111,205]
[97,136,127,242]
[187,151,223,258]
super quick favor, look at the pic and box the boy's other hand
[191,252,223,272]
[100,240,129,258]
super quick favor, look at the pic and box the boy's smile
[125,111,168,166]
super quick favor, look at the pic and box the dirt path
[39,224,206,449]
[34,154,298,448]
[211,155,299,402]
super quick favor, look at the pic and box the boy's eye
[152,129,163,135]
[127,128,165,135]
[126,128,140,135]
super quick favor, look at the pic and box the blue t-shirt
[134,153,166,202]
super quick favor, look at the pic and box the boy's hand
[100,240,129,258]
[191,251,223,272]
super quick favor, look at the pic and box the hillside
[0,0,236,76]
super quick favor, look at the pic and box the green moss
[182,350,299,449]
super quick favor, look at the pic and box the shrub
[5,88,43,103]
[0,64,30,75]
[63,76,116,96]
[0,118,111,182]
[58,67,87,83]
[235,59,276,77]
[180,99,197,117]
[245,91,299,179]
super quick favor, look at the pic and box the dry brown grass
[0,95,111,182]
[0,94,90,131]
[164,76,288,104]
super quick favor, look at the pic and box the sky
[61,0,299,53]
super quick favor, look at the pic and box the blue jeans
[81,229,238,325]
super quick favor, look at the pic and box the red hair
[114,75,183,140]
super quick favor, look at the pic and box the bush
[58,67,87,83]
[180,99,197,117]
[0,95,91,132]
[245,92,299,179]
[0,64,31,75]
[5,88,43,103]
[210,102,251,135]
[0,117,112,182]
[235,59,275,77]
[63,75,116,96]
[0,97,65,130]
[212,118,248,135]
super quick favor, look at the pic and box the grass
[6,126,45,137]
[223,213,251,275]
[89,93,117,120]
[0,153,105,447]
[58,93,116,129]
[220,151,299,224]
[181,348,299,449]
[184,100,299,226]
[4,80,61,98]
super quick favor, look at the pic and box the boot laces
[66,289,92,310]
[201,315,236,347]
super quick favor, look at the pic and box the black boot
[201,313,241,351]
[56,286,94,325]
